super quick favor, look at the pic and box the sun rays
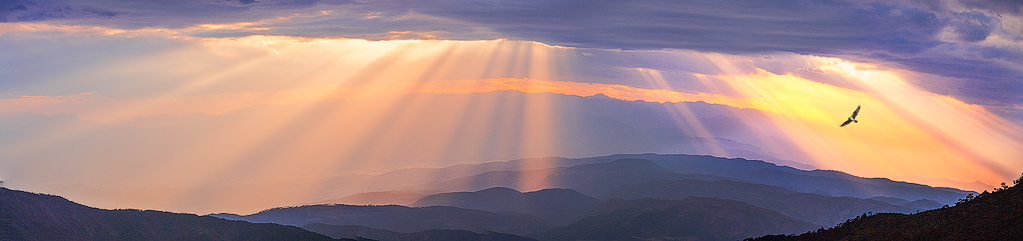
[695,56,1023,190]
[2,21,1021,214]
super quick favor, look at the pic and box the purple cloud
[1,0,1020,120]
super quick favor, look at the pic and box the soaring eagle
[840,105,860,127]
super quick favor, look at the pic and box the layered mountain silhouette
[0,188,339,241]
[750,175,1023,240]
[315,190,432,206]
[361,154,971,205]
[542,197,820,241]
[412,187,601,227]
[610,154,973,204]
[600,179,929,226]
[3,153,981,241]
[212,204,547,236]
[414,158,729,197]
[302,223,537,241]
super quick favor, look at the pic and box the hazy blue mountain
[302,223,537,241]
[549,154,973,204]
[543,197,819,241]
[363,154,972,206]
[600,179,919,226]
[314,190,433,206]
[402,155,970,206]
[751,175,1023,241]
[870,196,912,205]
[416,158,731,197]
[0,188,338,241]
[542,158,732,196]
[211,204,547,236]
[412,187,601,227]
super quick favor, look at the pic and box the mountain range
[2,153,982,241]
[600,179,934,226]
[412,187,601,227]
[542,197,819,241]
[211,155,974,240]
[212,204,547,236]
[0,188,339,241]
[347,154,972,205]
[302,223,537,241]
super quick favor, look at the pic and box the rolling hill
[600,179,925,226]
[542,197,819,241]
[412,187,601,227]
[302,223,537,241]
[212,204,547,236]
[0,187,339,241]
[415,158,729,197]
[349,154,972,206]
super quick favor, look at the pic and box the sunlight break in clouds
[695,56,1023,190]
[2,20,1021,213]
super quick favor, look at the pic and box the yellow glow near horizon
[698,57,1023,190]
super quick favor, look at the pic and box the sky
[1,0,1022,214]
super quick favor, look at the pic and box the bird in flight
[840,105,860,127]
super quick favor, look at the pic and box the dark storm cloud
[0,0,354,28]
[401,0,1022,107]
[411,0,944,55]
[0,0,116,22]
[947,12,996,42]
[1,0,1020,114]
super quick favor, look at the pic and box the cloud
[0,0,116,22]
[402,0,1022,110]
[0,0,356,29]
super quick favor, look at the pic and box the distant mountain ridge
[302,223,537,241]
[600,179,932,226]
[543,197,819,241]
[413,158,731,197]
[212,204,547,236]
[412,187,601,227]
[380,154,973,205]
[0,188,338,241]
[5,153,968,241]
[315,190,432,206]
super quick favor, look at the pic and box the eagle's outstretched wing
[850,105,860,118]
[840,119,853,127]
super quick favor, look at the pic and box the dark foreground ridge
[749,174,1023,241]
[543,197,819,241]
[303,223,537,241]
[0,187,341,241]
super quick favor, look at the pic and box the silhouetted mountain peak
[587,93,613,99]
[476,187,522,195]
